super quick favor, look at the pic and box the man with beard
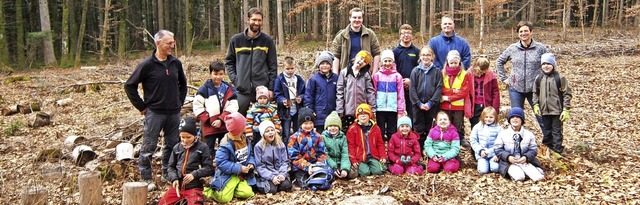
[331,7,382,74]
[226,7,278,116]
[428,16,471,70]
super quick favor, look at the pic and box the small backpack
[305,164,334,191]
[535,73,564,106]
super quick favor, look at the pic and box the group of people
[124,7,574,204]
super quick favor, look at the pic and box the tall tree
[420,0,426,41]
[261,0,270,35]
[99,0,111,63]
[118,0,128,58]
[591,0,599,30]
[75,0,89,67]
[39,0,57,66]
[311,3,318,39]
[616,0,623,27]
[185,0,192,56]
[219,0,225,51]
[277,0,284,47]
[528,0,535,22]
[562,0,570,41]
[158,0,164,29]
[429,0,436,37]
[603,0,609,27]
[0,0,9,66]
[60,0,70,65]
[479,0,485,51]
[16,0,26,68]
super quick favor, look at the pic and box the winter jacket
[441,67,473,118]
[245,103,281,138]
[346,120,387,164]
[410,63,443,109]
[388,131,422,165]
[469,123,502,160]
[331,25,382,71]
[225,28,278,94]
[287,130,328,172]
[274,73,306,120]
[496,39,549,93]
[468,70,501,110]
[211,137,256,191]
[322,130,351,171]
[254,140,290,181]
[193,80,239,137]
[167,141,214,190]
[428,31,472,70]
[336,64,376,116]
[124,51,187,114]
[533,70,573,115]
[373,64,405,114]
[424,125,460,161]
[304,72,338,126]
[494,126,542,179]
[393,44,421,79]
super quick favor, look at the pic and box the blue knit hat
[508,107,525,124]
[397,116,412,128]
[541,53,557,69]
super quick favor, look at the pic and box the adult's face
[400,29,413,44]
[441,17,455,35]
[246,13,263,33]
[350,11,363,30]
[518,25,532,42]
[156,35,175,57]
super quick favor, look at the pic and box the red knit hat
[224,113,246,136]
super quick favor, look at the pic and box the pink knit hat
[256,86,269,101]
[224,113,246,136]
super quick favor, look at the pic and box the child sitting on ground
[470,107,502,174]
[346,103,387,177]
[424,112,461,173]
[322,111,357,179]
[388,116,423,175]
[287,107,328,188]
[253,121,292,194]
[494,107,545,181]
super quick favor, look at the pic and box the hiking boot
[144,179,157,191]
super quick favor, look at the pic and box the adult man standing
[125,30,187,191]
[428,16,471,70]
[393,24,421,118]
[331,7,382,74]
[226,7,278,116]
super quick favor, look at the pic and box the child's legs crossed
[388,163,405,175]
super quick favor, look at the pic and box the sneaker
[144,179,157,191]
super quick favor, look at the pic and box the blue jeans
[139,110,180,180]
[477,157,499,174]
[508,88,544,130]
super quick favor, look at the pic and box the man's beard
[250,25,261,33]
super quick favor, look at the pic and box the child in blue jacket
[304,51,338,133]
[274,56,305,141]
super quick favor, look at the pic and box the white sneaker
[145,179,157,191]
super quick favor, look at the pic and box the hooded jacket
[469,123,502,160]
[274,73,306,120]
[287,130,328,172]
[167,141,214,190]
[193,80,239,136]
[336,63,376,116]
[496,39,549,93]
[494,126,542,179]
[409,63,443,109]
[373,63,405,114]
[245,103,280,138]
[210,137,256,191]
[322,130,351,171]
[253,140,290,181]
[532,70,572,115]
[225,28,278,94]
[346,120,387,164]
[424,125,460,161]
[468,69,501,110]
[331,25,382,71]
[388,131,422,165]
[304,72,338,126]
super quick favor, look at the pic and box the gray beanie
[541,53,557,69]
[315,51,335,68]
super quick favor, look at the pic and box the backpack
[535,73,564,106]
[304,164,334,191]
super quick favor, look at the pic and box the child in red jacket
[440,50,473,147]
[388,116,423,175]
[346,103,387,177]
[468,56,500,129]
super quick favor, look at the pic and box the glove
[404,156,412,164]
[533,104,540,115]
[400,155,406,164]
[560,109,570,122]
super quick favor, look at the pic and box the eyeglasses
[401,33,413,36]
[420,54,433,57]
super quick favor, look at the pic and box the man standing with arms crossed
[331,7,382,74]
[125,30,187,191]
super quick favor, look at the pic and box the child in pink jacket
[372,50,405,141]
[388,116,423,175]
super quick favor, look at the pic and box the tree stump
[78,171,102,205]
[2,105,19,116]
[21,187,48,205]
[30,112,51,127]
[18,103,41,114]
[122,182,147,205]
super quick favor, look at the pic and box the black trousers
[541,115,564,153]
[469,104,485,129]
[376,111,397,141]
[412,105,438,147]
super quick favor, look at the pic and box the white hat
[381,50,395,62]
[116,142,134,161]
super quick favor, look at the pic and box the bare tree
[185,0,193,56]
[261,0,270,35]
[158,0,164,29]
[0,0,10,66]
[220,0,226,51]
[16,0,25,68]
[117,0,127,58]
[99,0,111,63]
[562,0,570,41]
[429,0,436,37]
[39,0,57,66]
[421,0,427,42]
[75,0,89,67]
[479,0,485,52]
[578,0,585,42]
[603,0,609,27]
[277,0,284,47]
[528,0,535,22]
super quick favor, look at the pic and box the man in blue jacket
[226,7,278,116]
[428,16,471,70]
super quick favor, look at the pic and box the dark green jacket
[321,130,351,171]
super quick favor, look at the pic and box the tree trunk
[243,0,249,29]
[185,0,192,56]
[219,0,226,51]
[118,0,128,58]
[311,4,318,39]
[158,0,164,29]
[75,0,89,67]
[420,0,427,42]
[562,0,569,41]
[429,0,436,37]
[67,0,77,63]
[277,0,284,46]
[449,0,454,17]
[16,0,26,68]
[0,0,9,67]
[578,0,585,42]
[99,0,111,63]
[325,0,331,50]
[261,0,269,35]
[616,0,623,27]
[528,0,536,23]
[122,182,147,205]
[479,0,485,52]
[603,0,609,27]
[59,0,70,65]
[591,0,599,31]
[39,0,57,66]
[78,171,102,205]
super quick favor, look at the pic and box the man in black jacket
[225,7,278,116]
[124,30,187,191]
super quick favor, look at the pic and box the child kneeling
[388,116,423,175]
[423,112,460,173]
[254,121,292,194]
[346,104,387,177]
[494,107,544,181]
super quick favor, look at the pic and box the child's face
[326,125,340,135]
[484,115,495,125]
[301,121,314,132]
[381,58,394,69]
[420,52,433,66]
[472,67,486,77]
[541,63,554,74]
[211,70,226,86]
[448,60,460,69]
[354,56,367,69]
[180,132,196,146]
[399,124,411,135]
[437,114,451,129]
[284,64,296,76]
[319,61,331,74]
[263,127,276,142]
[399,29,413,44]
[257,96,268,105]
[509,117,522,127]
[357,114,370,124]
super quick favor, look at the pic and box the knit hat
[315,51,335,68]
[446,50,461,64]
[355,50,372,65]
[541,53,557,69]
[224,113,246,136]
[298,107,316,126]
[324,111,342,130]
[381,50,395,62]
[397,116,412,129]
[179,116,198,136]
[255,85,269,101]
[258,120,275,137]
[355,103,373,119]
[508,107,525,124]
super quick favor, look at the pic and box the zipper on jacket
[181,148,191,190]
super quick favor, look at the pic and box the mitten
[405,156,412,164]
[533,104,540,115]
[400,155,406,164]
[560,109,570,122]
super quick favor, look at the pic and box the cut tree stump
[30,112,52,127]
[122,182,147,205]
[18,103,41,114]
[21,187,48,205]
[2,105,19,116]
[78,171,102,205]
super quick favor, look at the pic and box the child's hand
[241,165,251,173]
[508,156,518,164]
[480,150,488,158]
[403,78,411,89]
[442,96,450,102]
[518,156,527,164]
[272,176,281,185]
[380,158,387,164]
[183,173,195,184]
[492,156,499,162]
[211,119,222,128]
[296,96,302,104]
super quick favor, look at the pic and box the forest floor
[1,27,639,204]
